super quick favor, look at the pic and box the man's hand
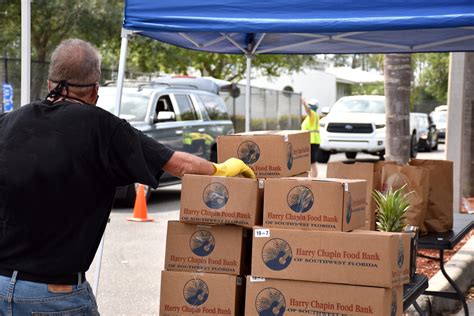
[213,158,256,179]
[301,96,308,106]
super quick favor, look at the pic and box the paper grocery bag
[381,164,430,234]
[409,159,453,232]
[327,160,394,230]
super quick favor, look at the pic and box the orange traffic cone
[127,184,154,222]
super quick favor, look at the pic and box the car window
[156,95,174,113]
[430,111,447,124]
[418,116,428,129]
[174,94,197,121]
[199,94,230,120]
[331,98,385,114]
[97,89,149,121]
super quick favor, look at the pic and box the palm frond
[373,185,412,232]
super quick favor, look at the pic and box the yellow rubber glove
[212,158,256,179]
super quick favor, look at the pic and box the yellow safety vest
[301,111,321,144]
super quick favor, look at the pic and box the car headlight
[375,124,385,129]
[320,122,326,128]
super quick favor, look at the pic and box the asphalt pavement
[87,145,447,315]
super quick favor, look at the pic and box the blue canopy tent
[114,3,474,265]
[117,0,474,132]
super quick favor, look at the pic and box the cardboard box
[217,131,310,178]
[327,161,393,230]
[251,227,410,288]
[180,174,264,228]
[245,276,403,316]
[165,221,250,275]
[160,270,244,316]
[263,178,366,231]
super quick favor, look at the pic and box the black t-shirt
[0,100,174,277]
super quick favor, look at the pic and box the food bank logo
[287,143,293,170]
[183,279,209,306]
[190,230,215,257]
[237,141,260,165]
[255,287,286,316]
[262,238,293,271]
[397,238,404,269]
[203,183,229,209]
[391,290,397,316]
[287,186,314,213]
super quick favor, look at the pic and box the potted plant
[373,185,419,281]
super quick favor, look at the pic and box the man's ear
[89,83,99,104]
[90,83,99,97]
[47,80,52,91]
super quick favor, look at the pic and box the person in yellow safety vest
[301,97,321,177]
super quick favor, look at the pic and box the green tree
[413,53,449,103]
[0,0,124,101]
[123,36,319,81]
[0,0,122,61]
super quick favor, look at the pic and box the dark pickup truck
[97,77,234,205]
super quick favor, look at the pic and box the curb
[405,236,474,315]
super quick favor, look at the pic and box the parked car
[318,95,419,162]
[411,112,438,151]
[97,77,234,205]
[430,108,447,143]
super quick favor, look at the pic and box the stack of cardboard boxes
[160,130,410,316]
[159,174,262,315]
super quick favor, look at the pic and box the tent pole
[446,52,466,213]
[115,28,132,116]
[245,55,252,132]
[21,0,31,106]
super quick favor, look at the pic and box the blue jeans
[0,271,99,315]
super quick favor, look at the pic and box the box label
[250,276,266,282]
[255,228,270,238]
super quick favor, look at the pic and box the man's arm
[162,151,256,179]
[163,151,215,177]
[301,97,316,124]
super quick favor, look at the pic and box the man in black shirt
[0,39,254,315]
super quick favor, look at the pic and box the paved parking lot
[88,145,446,315]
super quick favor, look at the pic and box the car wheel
[316,149,331,163]
[123,183,151,208]
[345,152,357,159]
[410,134,418,159]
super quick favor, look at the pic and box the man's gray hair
[48,39,101,92]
